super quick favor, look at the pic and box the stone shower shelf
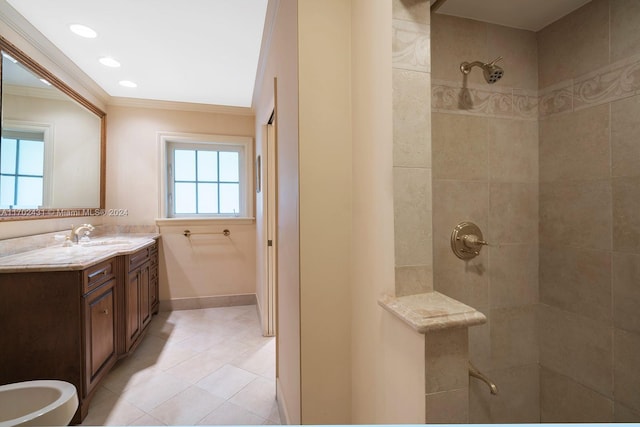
[378,291,487,334]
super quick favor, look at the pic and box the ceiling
[5,0,268,108]
[4,0,591,108]
[433,0,592,31]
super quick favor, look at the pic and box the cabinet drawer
[83,259,115,294]
[128,247,150,271]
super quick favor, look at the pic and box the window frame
[159,132,253,219]
[0,121,53,209]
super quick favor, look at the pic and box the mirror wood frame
[0,35,106,221]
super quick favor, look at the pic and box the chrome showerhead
[460,56,504,84]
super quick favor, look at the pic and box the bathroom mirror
[0,36,105,220]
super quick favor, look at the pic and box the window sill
[155,217,255,227]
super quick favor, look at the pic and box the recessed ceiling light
[39,78,51,86]
[69,24,97,39]
[99,57,121,68]
[119,80,137,88]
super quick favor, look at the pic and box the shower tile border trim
[432,51,640,119]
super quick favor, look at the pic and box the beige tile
[230,339,276,378]
[469,320,491,373]
[392,0,429,23]
[489,182,538,245]
[432,179,488,241]
[393,69,431,168]
[613,251,640,334]
[615,402,640,422]
[539,305,613,397]
[201,338,254,364]
[490,305,538,370]
[433,236,489,310]
[148,385,225,426]
[164,352,227,384]
[432,178,489,309]
[432,113,488,180]
[431,80,514,117]
[119,371,191,412]
[538,82,574,117]
[481,364,540,423]
[539,104,610,182]
[469,377,491,424]
[197,364,258,400]
[612,94,640,178]
[431,14,487,85]
[129,413,167,426]
[540,367,614,422]
[489,244,538,309]
[540,244,612,322]
[537,0,609,89]
[197,401,266,425]
[512,89,539,120]
[613,176,640,253]
[394,167,432,266]
[395,265,433,296]
[487,25,537,90]
[80,396,146,426]
[614,328,640,413]
[539,180,612,251]
[611,0,640,62]
[488,118,538,183]
[425,388,469,423]
[392,19,429,72]
[424,328,468,394]
[228,377,277,420]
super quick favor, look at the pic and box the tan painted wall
[105,105,256,302]
[298,0,353,422]
[253,0,301,423]
[351,0,426,423]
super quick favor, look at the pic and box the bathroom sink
[0,380,78,426]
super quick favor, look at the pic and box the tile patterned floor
[81,305,279,426]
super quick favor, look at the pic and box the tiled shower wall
[392,0,433,296]
[538,0,640,421]
[431,0,640,422]
[430,13,540,423]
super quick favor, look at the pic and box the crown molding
[0,0,109,106]
[108,96,255,116]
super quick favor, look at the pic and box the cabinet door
[84,278,117,395]
[140,262,151,329]
[125,268,140,351]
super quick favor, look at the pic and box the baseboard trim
[159,293,256,311]
[276,377,292,425]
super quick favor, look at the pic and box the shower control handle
[451,222,488,260]
[461,234,488,248]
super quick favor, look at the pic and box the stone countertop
[379,291,487,334]
[0,233,160,273]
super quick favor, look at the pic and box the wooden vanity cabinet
[0,239,159,424]
[122,243,157,353]
[82,260,118,396]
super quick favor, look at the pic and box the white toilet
[0,380,78,426]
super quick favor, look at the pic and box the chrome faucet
[69,224,95,243]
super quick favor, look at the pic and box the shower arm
[460,56,503,75]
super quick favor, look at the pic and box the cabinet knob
[102,309,109,315]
